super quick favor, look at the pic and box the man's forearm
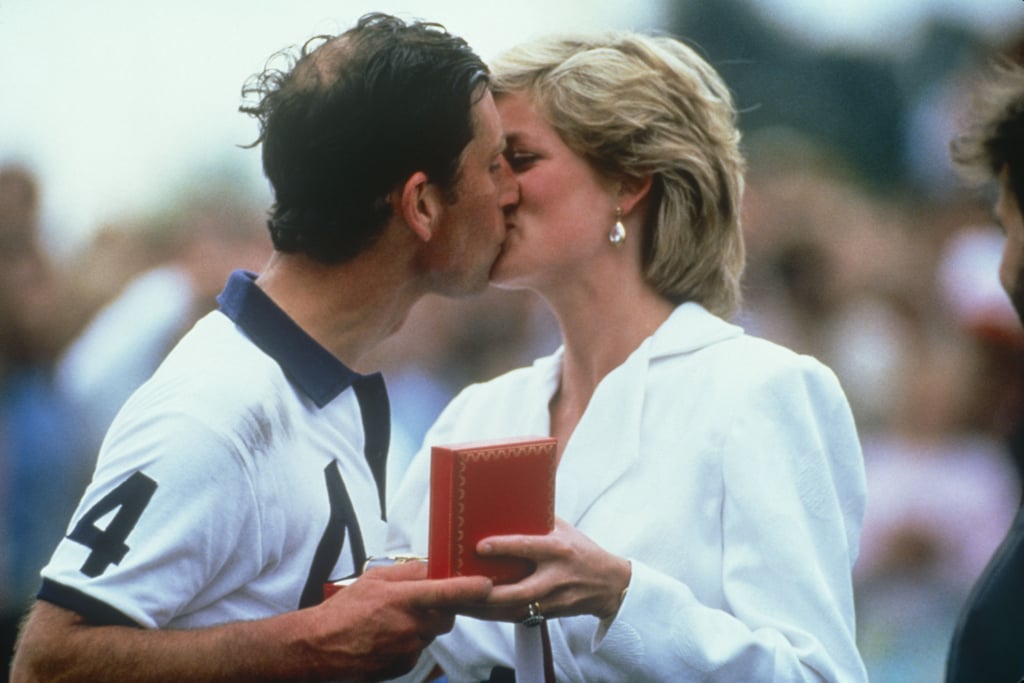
[12,567,488,682]
[11,601,331,683]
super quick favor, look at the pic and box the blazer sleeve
[580,355,868,682]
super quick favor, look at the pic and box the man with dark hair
[945,61,1024,683]
[11,13,515,682]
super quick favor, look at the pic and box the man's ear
[398,171,444,243]
[618,175,654,216]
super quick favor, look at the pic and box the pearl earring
[609,207,626,246]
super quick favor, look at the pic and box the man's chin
[440,270,494,299]
[466,277,495,296]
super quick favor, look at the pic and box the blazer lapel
[554,337,651,524]
[553,303,742,525]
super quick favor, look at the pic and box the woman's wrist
[598,558,632,620]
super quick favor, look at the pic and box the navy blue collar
[216,270,364,408]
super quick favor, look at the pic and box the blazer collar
[648,301,743,359]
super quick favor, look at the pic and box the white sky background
[0,0,1020,255]
[0,0,669,255]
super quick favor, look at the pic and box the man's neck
[254,249,424,371]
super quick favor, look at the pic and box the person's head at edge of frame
[952,60,1024,325]
[240,12,515,296]
[486,30,747,318]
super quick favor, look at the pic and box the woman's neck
[545,278,674,458]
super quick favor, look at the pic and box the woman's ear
[618,175,654,216]
[398,171,444,242]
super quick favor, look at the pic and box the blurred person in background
[853,330,1018,683]
[10,13,512,682]
[0,163,89,674]
[740,131,1024,682]
[738,135,928,435]
[55,189,271,457]
[944,59,1024,683]
[388,29,867,682]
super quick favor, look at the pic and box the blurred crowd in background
[3,2,1024,681]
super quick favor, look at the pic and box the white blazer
[387,302,868,682]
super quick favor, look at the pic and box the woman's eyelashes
[505,150,539,171]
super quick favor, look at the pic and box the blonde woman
[388,30,867,682]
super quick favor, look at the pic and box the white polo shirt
[38,270,389,629]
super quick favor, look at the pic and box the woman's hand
[460,518,631,624]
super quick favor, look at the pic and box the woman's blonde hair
[490,31,746,317]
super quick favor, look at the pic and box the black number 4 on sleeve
[67,471,158,577]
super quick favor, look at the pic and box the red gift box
[428,436,556,585]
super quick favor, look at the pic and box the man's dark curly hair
[240,13,489,263]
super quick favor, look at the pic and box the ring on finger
[523,600,544,628]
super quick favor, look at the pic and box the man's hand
[304,561,492,681]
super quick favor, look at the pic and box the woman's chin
[488,255,513,287]
[489,249,539,291]
[488,271,516,289]
[489,272,526,291]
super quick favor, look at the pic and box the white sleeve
[385,438,432,557]
[39,411,260,628]
[580,357,867,681]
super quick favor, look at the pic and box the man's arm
[11,563,491,683]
